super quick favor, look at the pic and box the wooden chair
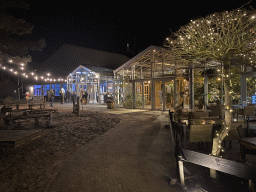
[223,122,244,148]
[236,108,245,120]
[244,106,256,133]
[189,124,213,143]
[237,125,256,160]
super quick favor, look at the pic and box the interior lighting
[9,59,13,63]
[3,66,6,70]
[46,73,50,76]
[20,63,24,66]
[31,72,34,75]
[20,67,24,70]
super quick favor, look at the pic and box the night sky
[10,1,256,69]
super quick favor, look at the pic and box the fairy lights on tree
[166,6,256,165]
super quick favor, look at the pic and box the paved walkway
[45,103,181,192]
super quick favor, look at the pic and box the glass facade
[30,46,254,109]
[66,65,114,104]
[114,46,180,110]
[34,84,66,96]
[113,46,229,111]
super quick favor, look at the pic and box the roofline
[66,65,92,78]
[113,45,166,73]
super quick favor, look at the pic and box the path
[45,108,181,192]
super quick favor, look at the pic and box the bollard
[73,97,76,113]
[47,112,52,127]
[77,96,81,116]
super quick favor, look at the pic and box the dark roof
[38,44,130,77]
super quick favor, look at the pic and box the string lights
[0,60,66,82]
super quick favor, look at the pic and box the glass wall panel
[165,80,174,109]
[155,81,163,110]
[176,77,189,108]
[123,82,132,108]
[34,85,41,96]
[194,72,205,108]
[135,82,143,108]
[43,84,50,96]
[153,62,163,78]
[144,80,151,109]
[55,84,60,96]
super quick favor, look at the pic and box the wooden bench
[2,99,28,109]
[28,97,46,109]
[5,112,52,127]
[0,130,42,148]
[177,148,256,191]
[0,130,42,158]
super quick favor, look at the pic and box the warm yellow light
[9,59,13,63]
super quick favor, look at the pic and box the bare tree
[167,7,256,159]
[0,1,45,65]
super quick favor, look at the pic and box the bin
[107,101,114,109]
[82,99,86,105]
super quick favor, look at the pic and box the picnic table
[0,130,42,148]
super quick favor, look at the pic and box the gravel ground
[0,109,122,192]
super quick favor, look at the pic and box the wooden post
[178,160,185,186]
[48,112,52,127]
[35,117,39,127]
[73,96,75,113]
[77,96,81,116]
[43,97,46,109]
[249,180,254,192]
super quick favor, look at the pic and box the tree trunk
[211,59,232,178]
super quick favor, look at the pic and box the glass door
[165,80,174,110]
[144,81,151,109]
[135,82,143,108]
[155,81,163,110]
